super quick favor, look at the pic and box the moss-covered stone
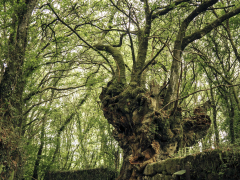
[152,173,163,180]
[164,175,174,180]
[162,170,167,175]
[153,161,166,173]
[164,158,181,174]
[144,162,157,175]
[144,147,240,180]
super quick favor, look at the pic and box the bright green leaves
[169,2,176,9]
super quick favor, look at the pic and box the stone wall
[43,148,240,180]
[44,168,117,180]
[142,148,240,180]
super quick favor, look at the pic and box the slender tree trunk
[229,89,235,144]
[32,97,53,179]
[210,87,219,147]
[32,124,45,180]
[114,149,120,171]
[163,44,182,109]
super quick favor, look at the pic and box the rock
[153,161,166,173]
[144,162,157,175]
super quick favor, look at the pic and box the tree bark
[32,124,45,180]
[210,87,219,147]
[99,80,211,180]
[0,1,37,179]
[229,89,235,144]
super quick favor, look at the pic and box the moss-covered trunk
[95,2,229,179]
[0,1,37,179]
[99,79,211,180]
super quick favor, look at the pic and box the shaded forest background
[0,0,240,179]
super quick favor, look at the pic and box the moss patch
[144,147,240,179]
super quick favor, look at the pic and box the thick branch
[179,0,218,46]
[182,6,240,49]
[133,0,152,82]
[151,0,191,20]
[94,44,126,84]
[112,33,127,47]
[127,30,136,70]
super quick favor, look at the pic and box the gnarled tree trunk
[99,78,211,180]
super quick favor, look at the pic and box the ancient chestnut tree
[47,0,240,179]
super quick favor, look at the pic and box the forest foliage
[0,0,240,179]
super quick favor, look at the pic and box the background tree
[0,0,37,179]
